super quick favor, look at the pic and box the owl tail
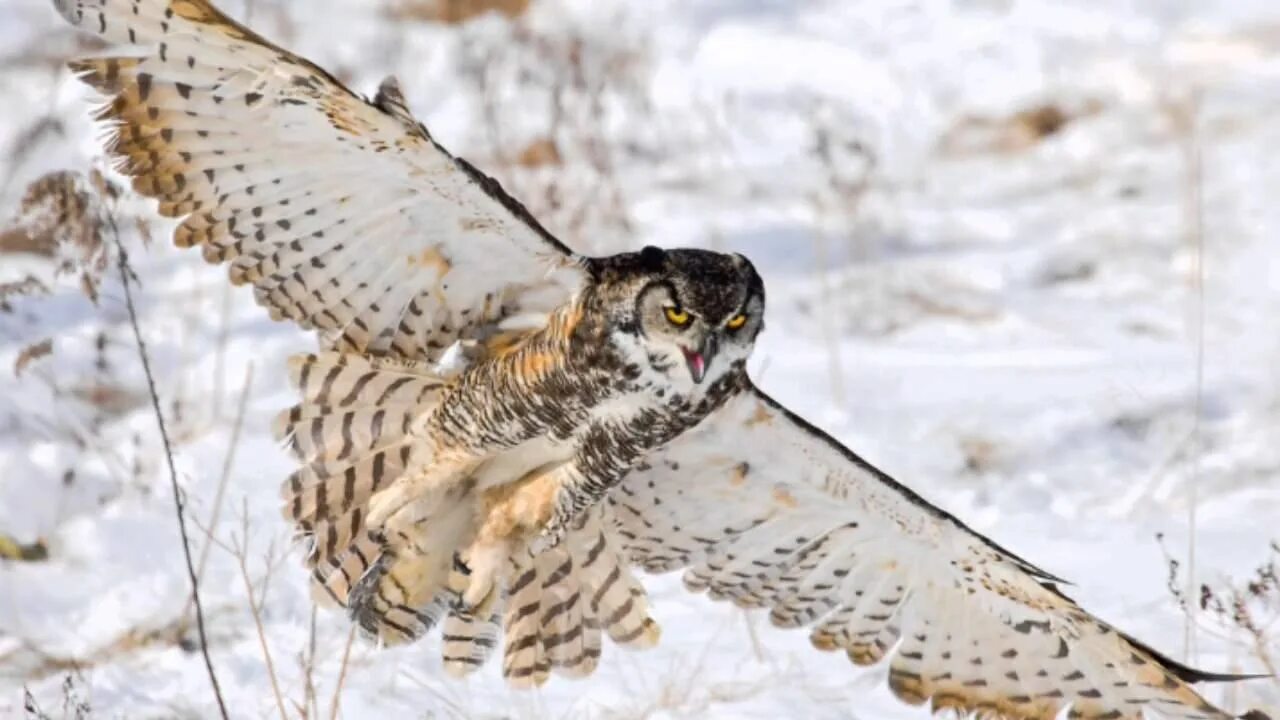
[470,510,659,686]
[275,351,471,643]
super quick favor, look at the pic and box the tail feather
[311,532,381,607]
[577,524,660,649]
[441,607,502,677]
[346,549,449,643]
[502,556,550,687]
[492,512,655,685]
[308,506,368,568]
[536,545,597,678]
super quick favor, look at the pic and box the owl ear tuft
[639,245,666,270]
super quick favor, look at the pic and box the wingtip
[1131,632,1275,685]
[50,0,78,25]
[65,58,91,75]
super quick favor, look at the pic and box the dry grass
[1158,534,1280,715]
[452,9,653,254]
[0,532,48,561]
[2,615,216,682]
[2,170,112,302]
[327,627,357,720]
[938,98,1104,156]
[22,672,91,720]
[804,97,879,407]
[12,338,53,377]
[386,0,531,24]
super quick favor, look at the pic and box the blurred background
[1,0,1278,717]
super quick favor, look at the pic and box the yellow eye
[726,313,747,330]
[664,306,690,326]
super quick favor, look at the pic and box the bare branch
[328,627,357,720]
[232,506,289,720]
[188,364,256,616]
[111,219,230,719]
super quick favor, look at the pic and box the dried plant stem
[1172,91,1206,663]
[112,234,229,719]
[211,282,234,420]
[232,518,289,720]
[185,363,255,623]
[741,610,768,664]
[813,230,847,410]
[329,626,357,720]
[302,606,319,719]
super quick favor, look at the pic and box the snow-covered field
[1,0,1278,717]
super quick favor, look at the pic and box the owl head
[588,246,765,386]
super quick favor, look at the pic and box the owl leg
[455,462,573,614]
[534,466,620,554]
[532,423,651,553]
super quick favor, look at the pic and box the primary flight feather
[55,0,1262,716]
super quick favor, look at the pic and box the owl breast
[431,300,744,502]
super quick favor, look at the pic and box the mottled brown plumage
[56,0,1265,716]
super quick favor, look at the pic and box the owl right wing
[56,0,585,362]
[609,383,1256,720]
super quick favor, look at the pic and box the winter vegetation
[1,0,1279,717]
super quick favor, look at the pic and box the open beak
[681,337,717,384]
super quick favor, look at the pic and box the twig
[329,626,357,720]
[111,228,230,719]
[740,609,768,664]
[185,364,255,624]
[1169,89,1206,663]
[231,506,289,720]
[301,606,319,720]
[812,229,846,410]
[211,282,233,420]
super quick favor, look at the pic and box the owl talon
[530,525,566,555]
[458,567,495,612]
[455,540,506,616]
[457,578,497,620]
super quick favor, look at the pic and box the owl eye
[664,306,691,327]
[726,313,748,330]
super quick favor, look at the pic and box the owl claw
[454,540,506,616]
[530,525,566,555]
[457,566,497,617]
[458,579,497,620]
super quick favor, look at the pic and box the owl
[55,1,1262,717]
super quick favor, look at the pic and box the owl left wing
[56,0,584,362]
[609,383,1244,720]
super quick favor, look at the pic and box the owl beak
[681,337,717,384]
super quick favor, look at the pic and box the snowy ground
[1,0,1279,717]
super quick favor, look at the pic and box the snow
[2,0,1278,717]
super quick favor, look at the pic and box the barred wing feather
[56,0,583,361]
[610,385,1242,720]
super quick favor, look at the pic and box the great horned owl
[56,0,1260,716]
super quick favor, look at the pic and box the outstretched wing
[56,0,583,361]
[609,383,1240,720]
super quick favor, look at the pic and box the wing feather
[57,0,585,361]
[609,383,1244,720]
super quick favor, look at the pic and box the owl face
[594,247,764,386]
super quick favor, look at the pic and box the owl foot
[453,541,505,618]
[528,524,566,555]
